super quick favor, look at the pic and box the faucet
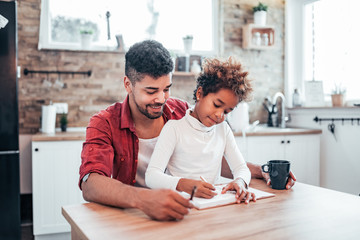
[272,92,286,128]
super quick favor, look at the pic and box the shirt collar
[162,100,175,121]
[120,95,135,131]
[185,108,215,132]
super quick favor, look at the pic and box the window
[39,0,218,55]
[286,0,360,103]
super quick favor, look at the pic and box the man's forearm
[246,162,264,179]
[81,172,193,221]
[81,173,144,209]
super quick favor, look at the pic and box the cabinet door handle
[281,140,285,144]
[287,140,291,144]
[35,148,39,152]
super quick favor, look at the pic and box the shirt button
[135,139,139,143]
[135,159,138,163]
[132,180,136,184]
[89,147,93,152]
[120,158,124,161]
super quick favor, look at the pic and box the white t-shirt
[145,109,251,190]
[135,137,158,187]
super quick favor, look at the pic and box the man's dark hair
[125,40,173,84]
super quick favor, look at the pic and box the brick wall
[220,0,285,123]
[17,0,284,134]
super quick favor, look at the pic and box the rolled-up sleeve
[79,115,114,189]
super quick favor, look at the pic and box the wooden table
[62,179,360,240]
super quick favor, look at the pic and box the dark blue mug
[261,160,290,190]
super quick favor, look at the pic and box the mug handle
[261,163,270,173]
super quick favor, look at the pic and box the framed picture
[175,55,203,72]
[176,56,187,72]
[304,81,325,107]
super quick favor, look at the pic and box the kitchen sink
[250,126,299,132]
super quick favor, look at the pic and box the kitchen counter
[32,131,86,141]
[233,127,322,137]
[32,126,322,141]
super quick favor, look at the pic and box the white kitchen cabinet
[287,107,360,196]
[235,134,320,186]
[32,140,85,240]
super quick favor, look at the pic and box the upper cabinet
[242,24,275,50]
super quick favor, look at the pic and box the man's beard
[134,98,165,119]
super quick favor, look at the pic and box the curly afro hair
[125,40,174,84]
[193,57,253,103]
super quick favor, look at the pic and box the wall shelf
[23,68,92,78]
[242,24,275,50]
[173,71,196,77]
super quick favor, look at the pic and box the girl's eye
[147,91,156,95]
[213,103,220,108]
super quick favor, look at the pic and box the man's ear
[124,76,133,94]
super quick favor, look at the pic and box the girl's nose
[215,110,224,120]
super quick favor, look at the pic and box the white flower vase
[81,34,92,50]
[254,10,267,26]
[190,60,201,74]
[183,38,193,54]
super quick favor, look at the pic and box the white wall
[287,107,360,196]
[285,0,307,104]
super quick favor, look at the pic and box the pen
[190,186,197,200]
[200,176,208,183]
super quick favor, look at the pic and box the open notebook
[181,177,275,210]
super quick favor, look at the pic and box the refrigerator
[0,1,21,239]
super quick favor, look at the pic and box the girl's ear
[196,87,203,101]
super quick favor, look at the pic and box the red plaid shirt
[79,96,189,189]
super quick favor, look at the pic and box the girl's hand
[221,178,256,204]
[176,178,217,199]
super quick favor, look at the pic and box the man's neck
[134,115,165,139]
[129,104,165,139]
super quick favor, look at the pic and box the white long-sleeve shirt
[145,109,251,190]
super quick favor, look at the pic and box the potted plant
[182,35,193,53]
[253,2,268,26]
[331,84,346,107]
[80,29,93,49]
[60,113,68,132]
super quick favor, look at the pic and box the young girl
[145,57,255,204]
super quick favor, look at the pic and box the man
[79,40,295,221]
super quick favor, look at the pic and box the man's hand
[246,162,296,190]
[262,170,297,189]
[82,173,192,221]
[221,179,256,204]
[137,188,193,221]
[176,178,217,199]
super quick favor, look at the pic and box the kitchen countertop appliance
[226,102,249,132]
[0,1,21,239]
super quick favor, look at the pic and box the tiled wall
[17,0,284,134]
